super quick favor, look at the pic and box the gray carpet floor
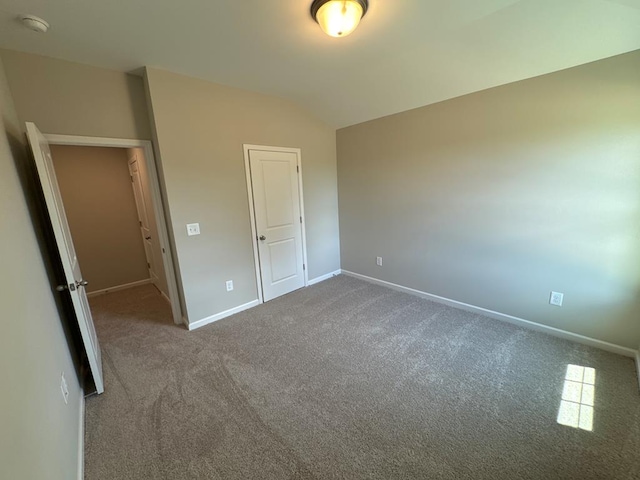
[85,275,640,479]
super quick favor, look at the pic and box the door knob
[56,280,87,292]
[145,236,151,240]
[259,235,266,241]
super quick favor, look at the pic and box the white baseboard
[77,391,85,480]
[342,270,638,358]
[308,269,342,286]
[636,351,640,392]
[86,278,152,298]
[160,290,171,305]
[187,299,260,331]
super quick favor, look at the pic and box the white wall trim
[296,153,310,289]
[242,144,309,304]
[45,135,148,149]
[86,278,151,298]
[342,270,638,358]
[308,269,342,286]
[77,391,85,480]
[187,300,260,331]
[44,133,183,325]
[636,351,640,392]
[160,290,172,305]
[243,145,265,304]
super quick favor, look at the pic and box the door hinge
[303,264,306,271]
[162,248,165,254]
[130,175,133,182]
[139,221,142,226]
[300,216,302,224]
[297,165,300,173]
[147,262,151,268]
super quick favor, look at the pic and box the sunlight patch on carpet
[557,364,595,431]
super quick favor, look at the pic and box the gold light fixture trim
[311,0,369,38]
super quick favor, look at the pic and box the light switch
[186,223,200,236]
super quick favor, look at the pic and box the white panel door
[249,149,305,301]
[128,156,158,288]
[26,122,104,394]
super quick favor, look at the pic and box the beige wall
[0,49,151,140]
[51,145,149,292]
[0,57,82,479]
[128,147,169,297]
[338,50,640,349]
[145,68,340,323]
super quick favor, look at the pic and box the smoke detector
[20,14,50,33]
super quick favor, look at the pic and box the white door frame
[243,144,309,304]
[44,133,183,325]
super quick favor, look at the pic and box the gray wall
[51,145,150,293]
[145,67,341,324]
[0,56,82,479]
[0,49,151,140]
[337,50,640,350]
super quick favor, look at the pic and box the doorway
[50,145,163,299]
[26,125,182,395]
[45,134,182,325]
[243,145,309,303]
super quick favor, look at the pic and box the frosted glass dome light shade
[311,0,369,38]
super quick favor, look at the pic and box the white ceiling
[0,0,638,128]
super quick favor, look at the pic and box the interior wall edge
[142,67,188,321]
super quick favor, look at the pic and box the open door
[128,154,159,289]
[26,122,104,394]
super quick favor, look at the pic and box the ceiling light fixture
[19,14,50,33]
[311,0,368,38]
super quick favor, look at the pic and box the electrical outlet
[376,256,383,267]
[186,223,200,236]
[226,280,234,292]
[550,291,564,307]
[60,372,69,405]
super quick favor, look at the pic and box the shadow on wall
[124,73,153,140]
[386,129,640,318]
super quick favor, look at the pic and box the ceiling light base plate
[310,0,369,20]
[20,14,50,33]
